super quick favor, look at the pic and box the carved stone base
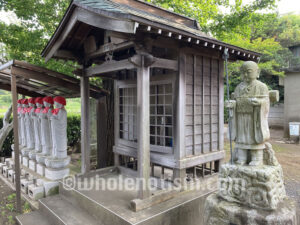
[21,148,32,157]
[28,151,38,160]
[218,163,286,210]
[45,167,69,180]
[45,156,70,169]
[36,153,48,164]
[204,193,297,225]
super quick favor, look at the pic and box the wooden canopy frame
[0,59,109,212]
[0,60,109,98]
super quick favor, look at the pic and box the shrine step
[59,181,131,225]
[16,211,52,225]
[39,195,101,225]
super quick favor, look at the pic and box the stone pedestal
[28,179,45,201]
[45,167,69,180]
[45,156,70,169]
[204,193,297,225]
[8,169,15,183]
[21,148,32,157]
[218,164,286,210]
[21,178,34,194]
[2,166,9,178]
[22,156,29,167]
[29,160,37,171]
[43,181,59,196]
[37,163,45,176]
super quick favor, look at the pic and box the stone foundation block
[43,181,59,196]
[204,193,297,225]
[28,184,45,201]
[29,160,37,172]
[45,167,69,180]
[37,163,45,176]
[218,163,286,210]
[0,163,5,174]
[21,178,34,194]
[2,166,9,178]
[22,157,29,167]
[8,169,15,183]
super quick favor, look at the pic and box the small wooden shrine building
[42,0,260,200]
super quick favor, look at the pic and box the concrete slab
[16,211,52,225]
[60,170,218,225]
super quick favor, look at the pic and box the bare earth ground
[0,178,32,225]
[225,127,300,209]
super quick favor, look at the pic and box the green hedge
[0,115,81,157]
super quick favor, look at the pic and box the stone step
[16,211,52,225]
[39,195,101,225]
[59,182,131,225]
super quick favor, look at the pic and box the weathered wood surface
[185,54,222,157]
[80,72,91,174]
[137,55,151,199]
[10,73,21,213]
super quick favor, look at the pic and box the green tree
[0,0,74,75]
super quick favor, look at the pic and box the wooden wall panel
[185,53,222,158]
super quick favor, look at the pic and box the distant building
[282,44,300,137]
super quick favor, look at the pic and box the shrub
[0,115,81,157]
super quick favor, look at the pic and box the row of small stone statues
[15,96,70,180]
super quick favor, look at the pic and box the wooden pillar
[137,55,150,199]
[97,96,107,168]
[80,72,90,174]
[10,72,21,213]
[173,51,186,184]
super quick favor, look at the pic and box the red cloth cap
[22,99,28,105]
[28,98,35,104]
[35,97,44,105]
[17,99,22,104]
[54,96,66,106]
[43,96,54,105]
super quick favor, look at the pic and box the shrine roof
[42,0,261,62]
[0,60,109,98]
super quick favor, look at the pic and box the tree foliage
[0,0,74,75]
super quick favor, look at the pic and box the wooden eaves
[0,60,109,98]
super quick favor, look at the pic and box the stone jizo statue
[50,96,67,159]
[36,96,53,164]
[26,98,36,151]
[226,61,270,166]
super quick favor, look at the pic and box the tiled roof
[74,0,213,40]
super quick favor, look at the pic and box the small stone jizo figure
[226,61,270,166]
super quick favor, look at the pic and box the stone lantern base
[204,193,297,225]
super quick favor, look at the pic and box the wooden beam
[151,58,178,71]
[137,55,150,199]
[54,50,78,60]
[86,59,135,77]
[86,41,134,60]
[80,70,91,174]
[0,83,42,97]
[10,73,21,213]
[10,65,104,98]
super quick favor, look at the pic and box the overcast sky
[0,0,299,25]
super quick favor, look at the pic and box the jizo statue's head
[241,61,260,83]
[43,96,54,108]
